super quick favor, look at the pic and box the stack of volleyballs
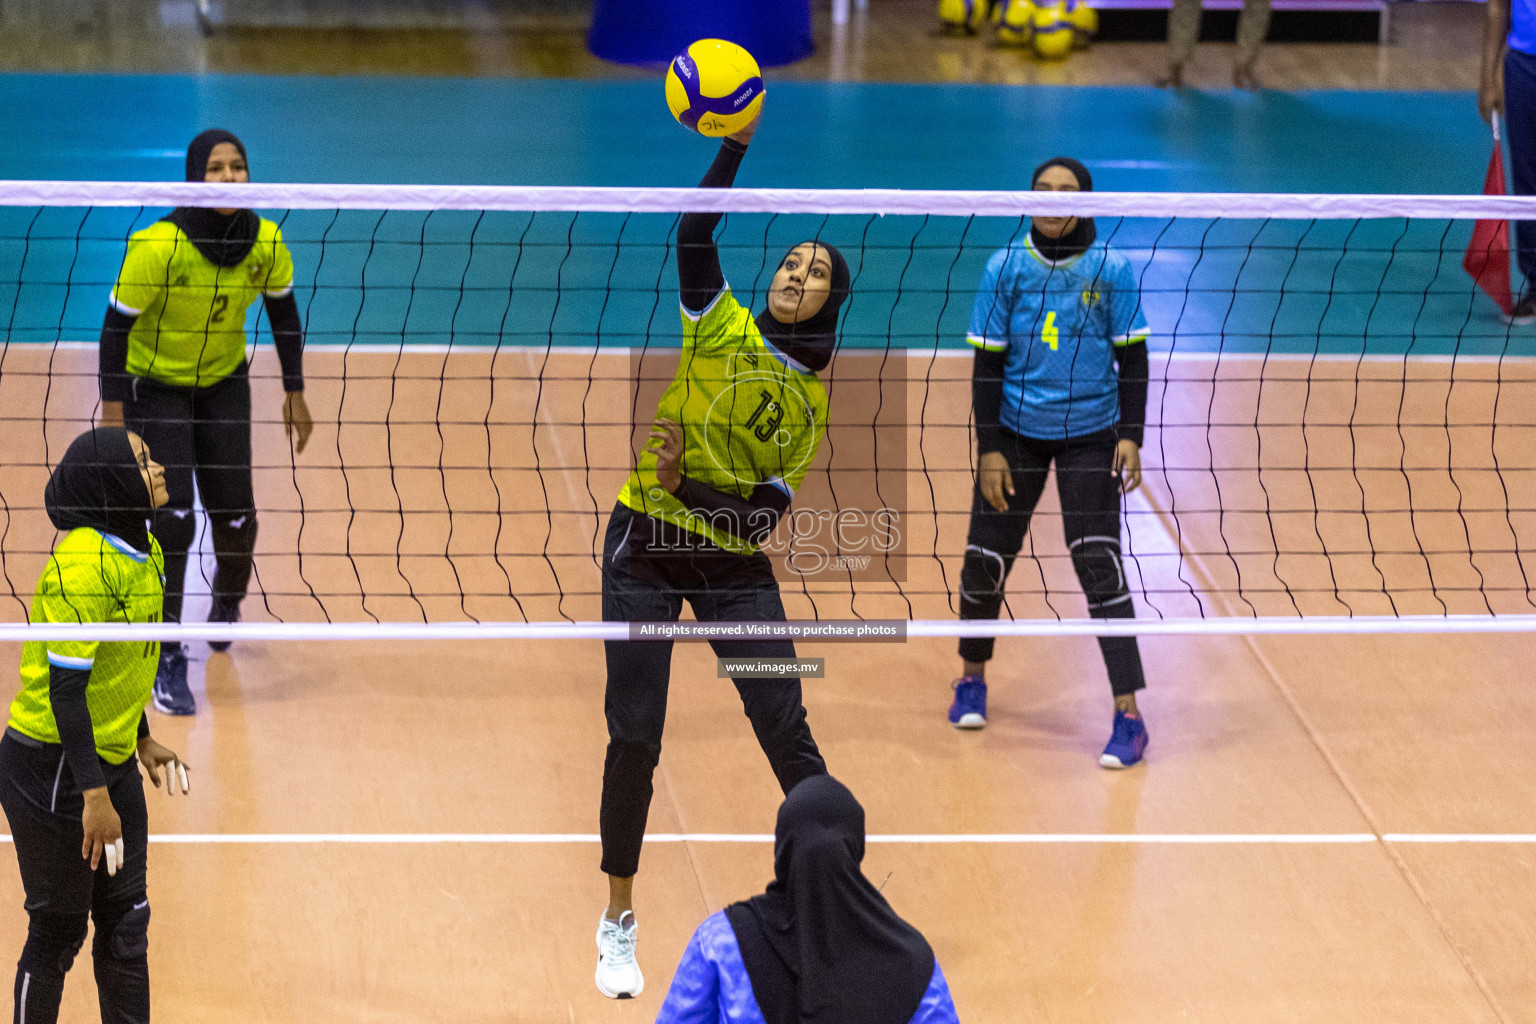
[941,0,1098,58]
[938,0,993,33]
[665,38,765,137]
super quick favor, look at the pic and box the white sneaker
[595,910,644,999]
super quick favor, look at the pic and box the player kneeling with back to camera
[947,157,1153,769]
[594,107,849,999]
[1,428,190,1024]
[656,774,960,1024]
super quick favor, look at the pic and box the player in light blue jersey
[946,157,1153,769]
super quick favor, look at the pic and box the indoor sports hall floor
[1,29,1534,1024]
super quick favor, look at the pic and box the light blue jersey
[1513,0,1536,56]
[967,234,1149,440]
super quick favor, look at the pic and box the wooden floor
[0,347,1532,1020]
[2,628,1532,1023]
[0,0,1484,90]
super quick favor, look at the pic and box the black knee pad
[1069,536,1131,612]
[21,913,88,977]
[153,504,196,554]
[93,898,149,962]
[959,544,1007,606]
[209,509,258,553]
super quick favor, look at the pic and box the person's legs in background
[124,377,197,715]
[190,368,257,652]
[1159,0,1202,87]
[1233,0,1273,89]
[1505,47,1536,319]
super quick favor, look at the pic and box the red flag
[1464,119,1514,316]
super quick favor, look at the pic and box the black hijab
[1030,156,1096,262]
[163,129,260,269]
[45,428,153,553]
[724,776,935,1024]
[755,241,851,373]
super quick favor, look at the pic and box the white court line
[0,832,1524,844]
[1380,834,1536,843]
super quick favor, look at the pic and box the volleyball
[665,39,765,137]
[993,0,1036,45]
[1067,0,1098,47]
[938,0,990,34]
[1031,1,1075,58]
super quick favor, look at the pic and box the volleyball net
[3,180,1536,639]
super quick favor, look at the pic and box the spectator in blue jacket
[656,775,959,1024]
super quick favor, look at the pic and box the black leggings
[959,428,1145,698]
[599,504,827,878]
[125,366,257,625]
[0,732,150,1024]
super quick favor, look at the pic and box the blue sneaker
[948,676,987,729]
[152,644,196,716]
[1100,710,1147,769]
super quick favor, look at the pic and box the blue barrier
[588,0,813,67]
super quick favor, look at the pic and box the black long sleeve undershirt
[99,306,136,403]
[263,292,306,393]
[972,347,1007,456]
[971,340,1150,453]
[98,292,305,400]
[678,138,748,314]
[672,477,793,548]
[1115,340,1149,449]
[49,663,106,791]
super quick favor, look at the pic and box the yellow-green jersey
[617,287,829,554]
[109,218,295,389]
[10,528,165,765]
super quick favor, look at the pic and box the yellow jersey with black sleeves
[617,287,828,554]
[110,218,294,389]
[9,528,164,765]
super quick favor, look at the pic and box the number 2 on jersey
[1040,311,1059,351]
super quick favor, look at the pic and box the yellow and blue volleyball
[938,0,990,33]
[1066,0,1098,47]
[993,0,1035,45]
[1031,1,1075,58]
[665,39,765,137]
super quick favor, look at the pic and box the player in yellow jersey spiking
[593,109,850,999]
[0,427,190,1024]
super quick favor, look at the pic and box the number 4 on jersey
[1040,311,1059,351]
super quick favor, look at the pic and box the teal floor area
[0,74,1514,357]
